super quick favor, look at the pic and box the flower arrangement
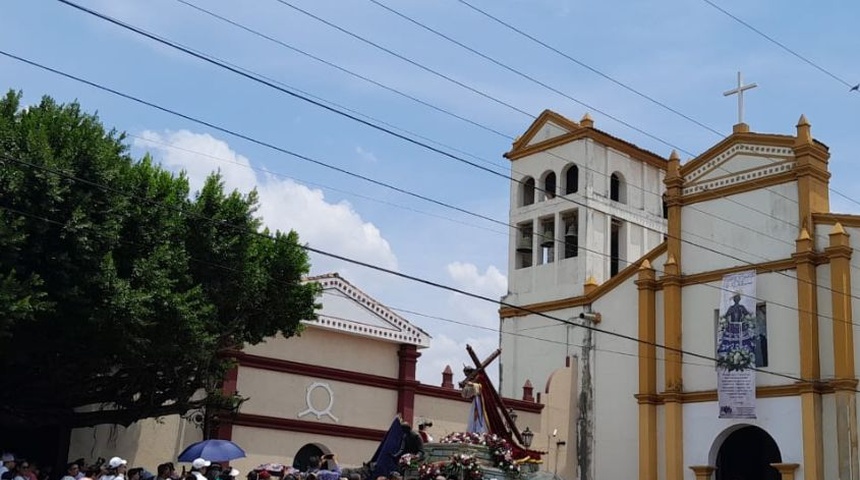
[418,455,482,480]
[439,432,521,476]
[717,346,755,371]
[399,454,420,470]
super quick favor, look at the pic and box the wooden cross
[460,344,525,446]
[723,71,757,125]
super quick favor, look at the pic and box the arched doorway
[292,443,331,471]
[714,426,781,480]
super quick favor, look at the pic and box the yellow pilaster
[792,116,831,480]
[689,466,715,480]
[827,223,859,480]
[636,260,658,480]
[770,463,800,480]
[792,114,831,232]
[662,150,684,480]
[793,227,824,480]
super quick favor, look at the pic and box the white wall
[591,279,641,480]
[680,182,799,275]
[683,397,804,480]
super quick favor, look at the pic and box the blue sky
[2,0,859,389]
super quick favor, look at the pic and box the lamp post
[508,408,518,426]
[521,427,534,448]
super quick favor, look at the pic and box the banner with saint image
[716,270,757,419]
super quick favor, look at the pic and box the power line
[0,50,510,231]
[454,0,724,136]
[43,5,819,286]
[56,0,824,268]
[130,132,508,237]
[173,0,512,141]
[364,0,697,155]
[0,162,826,387]
[8,49,860,326]
[700,0,855,89]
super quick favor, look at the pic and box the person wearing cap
[190,459,210,480]
[102,457,128,480]
[0,454,15,480]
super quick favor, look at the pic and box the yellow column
[636,260,658,480]
[770,463,800,480]
[792,115,831,231]
[793,227,824,480]
[827,223,859,480]
[662,150,684,480]
[689,466,714,480]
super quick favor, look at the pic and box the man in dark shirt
[393,422,425,462]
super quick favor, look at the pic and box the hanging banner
[716,270,757,419]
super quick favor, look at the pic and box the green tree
[0,90,320,428]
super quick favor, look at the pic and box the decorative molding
[297,381,339,422]
[678,132,796,178]
[683,160,795,196]
[815,213,860,227]
[647,382,834,404]
[582,194,667,234]
[231,351,539,412]
[232,351,400,389]
[504,110,667,170]
[679,170,796,206]
[499,243,668,318]
[231,413,387,441]
[306,274,431,348]
[678,258,805,286]
[684,143,794,184]
[415,384,543,413]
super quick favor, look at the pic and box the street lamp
[521,426,534,448]
[508,408,518,426]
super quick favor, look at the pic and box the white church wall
[680,183,799,275]
[499,311,581,398]
[816,263,836,380]
[592,279,641,480]
[682,397,804,480]
[823,392,839,480]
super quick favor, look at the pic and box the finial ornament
[723,71,757,125]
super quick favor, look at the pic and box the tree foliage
[0,90,320,427]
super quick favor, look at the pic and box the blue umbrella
[178,440,246,462]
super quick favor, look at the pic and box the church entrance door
[715,425,781,480]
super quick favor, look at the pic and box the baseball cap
[108,458,128,469]
[229,469,239,477]
[191,459,211,470]
[1,454,15,463]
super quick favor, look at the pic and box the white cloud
[355,146,379,163]
[446,261,507,298]
[133,130,398,271]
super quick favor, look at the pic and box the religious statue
[717,291,757,371]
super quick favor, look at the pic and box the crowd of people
[0,455,241,480]
[0,421,432,480]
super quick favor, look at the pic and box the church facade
[500,111,859,480]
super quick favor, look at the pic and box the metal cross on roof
[723,71,757,125]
